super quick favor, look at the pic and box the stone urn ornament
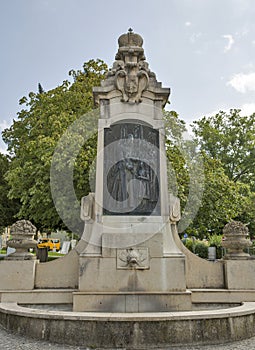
[222,221,252,260]
[5,220,37,260]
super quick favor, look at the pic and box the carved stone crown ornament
[93,29,170,107]
[111,29,150,103]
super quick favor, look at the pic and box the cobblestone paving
[1,324,255,350]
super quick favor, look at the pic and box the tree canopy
[192,109,255,188]
[2,59,108,232]
[164,110,255,238]
[191,109,255,237]
[0,153,21,232]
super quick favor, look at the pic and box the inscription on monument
[103,122,160,215]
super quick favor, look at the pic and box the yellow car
[37,238,61,251]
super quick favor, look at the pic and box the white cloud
[235,28,249,38]
[185,21,191,27]
[0,120,11,154]
[242,62,254,70]
[203,103,255,119]
[0,120,11,132]
[239,103,255,116]
[190,32,202,44]
[0,146,8,155]
[227,72,255,93]
[222,34,234,53]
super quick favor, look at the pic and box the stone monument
[3,30,255,349]
[73,29,191,312]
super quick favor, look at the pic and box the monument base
[77,217,188,312]
[73,291,192,312]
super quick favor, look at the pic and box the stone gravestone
[71,239,77,249]
[60,241,71,255]
[73,30,191,312]
[6,247,16,256]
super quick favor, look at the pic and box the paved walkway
[1,324,255,350]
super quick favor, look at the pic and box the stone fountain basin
[1,302,255,348]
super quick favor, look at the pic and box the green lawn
[48,251,65,258]
[0,249,65,260]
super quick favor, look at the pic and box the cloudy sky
[1,0,255,153]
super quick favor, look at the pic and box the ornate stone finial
[118,30,143,49]
[222,221,252,260]
[93,31,170,108]
[106,30,149,104]
[5,220,37,260]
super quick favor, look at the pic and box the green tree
[38,83,44,94]
[0,153,20,232]
[2,59,108,233]
[192,109,255,236]
[164,110,190,206]
[186,155,251,238]
[164,111,252,239]
[192,109,255,187]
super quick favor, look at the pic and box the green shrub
[209,234,222,248]
[208,234,223,259]
[194,242,208,259]
[183,238,194,252]
[183,238,209,258]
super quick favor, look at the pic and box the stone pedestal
[0,260,38,290]
[76,217,189,311]
[224,260,255,289]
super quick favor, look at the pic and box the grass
[48,251,65,258]
[47,251,65,262]
[0,248,66,261]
